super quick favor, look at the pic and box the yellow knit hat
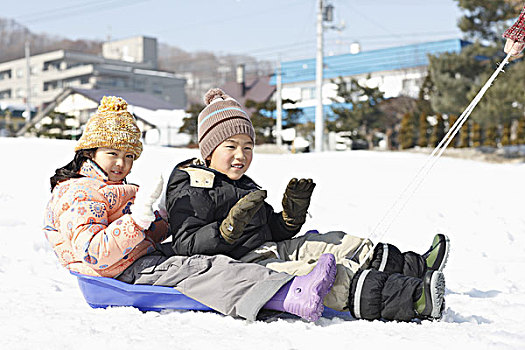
[74,96,143,159]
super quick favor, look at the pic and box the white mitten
[157,187,168,221]
[130,174,164,229]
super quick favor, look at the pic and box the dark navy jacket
[166,159,299,260]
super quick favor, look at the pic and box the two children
[166,88,450,321]
[44,96,338,322]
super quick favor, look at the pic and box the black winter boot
[422,234,450,272]
[349,269,422,322]
[349,269,446,322]
[369,234,450,279]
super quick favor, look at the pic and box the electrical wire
[14,0,150,24]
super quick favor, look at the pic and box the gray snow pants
[116,251,293,321]
[240,230,373,312]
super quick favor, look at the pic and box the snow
[1,137,524,349]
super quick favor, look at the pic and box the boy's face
[93,147,135,182]
[208,134,253,180]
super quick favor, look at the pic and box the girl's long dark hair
[50,149,96,191]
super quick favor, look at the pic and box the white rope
[351,52,512,267]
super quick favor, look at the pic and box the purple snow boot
[264,253,337,322]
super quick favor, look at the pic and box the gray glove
[220,190,267,244]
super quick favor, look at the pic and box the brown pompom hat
[198,88,255,160]
[74,96,143,159]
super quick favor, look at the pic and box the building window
[66,62,82,70]
[16,68,24,78]
[0,70,12,81]
[301,87,316,100]
[44,80,61,91]
[16,88,25,98]
[43,60,62,71]
[402,77,424,97]
[153,87,162,95]
[134,79,145,91]
[0,89,11,98]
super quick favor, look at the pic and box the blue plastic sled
[72,271,351,319]
[72,271,213,312]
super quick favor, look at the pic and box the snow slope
[1,137,524,349]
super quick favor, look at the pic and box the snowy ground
[1,137,524,349]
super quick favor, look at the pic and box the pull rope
[351,52,512,267]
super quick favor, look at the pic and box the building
[0,36,186,114]
[221,65,275,107]
[272,39,469,121]
[23,87,190,146]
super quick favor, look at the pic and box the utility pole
[275,59,283,148]
[24,39,31,123]
[315,0,324,152]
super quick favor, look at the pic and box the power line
[151,0,306,35]
[227,31,462,63]
[160,32,462,76]
[15,0,111,20]
[15,0,150,24]
[340,1,406,40]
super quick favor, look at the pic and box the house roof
[271,39,470,85]
[71,88,178,111]
[16,87,168,135]
[221,76,275,106]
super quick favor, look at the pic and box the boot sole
[428,271,446,319]
[287,254,337,322]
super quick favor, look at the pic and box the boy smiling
[208,134,253,181]
[165,88,297,258]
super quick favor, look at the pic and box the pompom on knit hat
[74,96,143,159]
[198,88,255,160]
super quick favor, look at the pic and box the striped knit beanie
[74,96,143,159]
[198,88,255,160]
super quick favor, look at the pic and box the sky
[1,137,525,349]
[2,0,466,61]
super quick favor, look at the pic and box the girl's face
[93,147,135,182]
[208,134,253,180]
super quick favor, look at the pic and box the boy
[166,88,449,321]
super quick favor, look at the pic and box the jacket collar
[177,158,260,189]
[79,159,122,184]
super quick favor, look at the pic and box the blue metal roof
[261,103,352,123]
[271,39,469,85]
[298,103,352,123]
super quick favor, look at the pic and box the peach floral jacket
[44,159,168,277]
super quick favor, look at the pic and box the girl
[166,88,449,322]
[44,96,337,322]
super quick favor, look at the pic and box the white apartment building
[0,36,186,112]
